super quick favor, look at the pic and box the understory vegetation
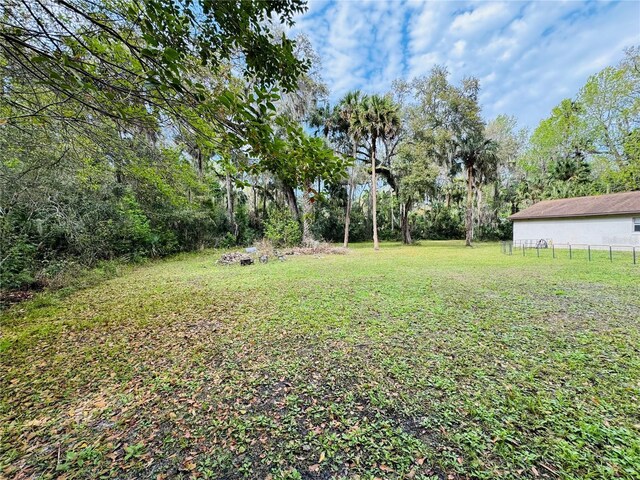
[1,0,638,292]
[1,243,639,479]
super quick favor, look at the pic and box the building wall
[513,215,640,246]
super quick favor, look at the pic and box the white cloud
[452,40,467,57]
[291,0,640,128]
[449,2,511,34]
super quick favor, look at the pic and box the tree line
[1,0,638,291]
[304,47,638,250]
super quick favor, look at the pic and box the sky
[289,0,640,130]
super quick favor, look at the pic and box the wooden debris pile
[217,242,347,266]
[282,243,348,256]
[217,252,251,265]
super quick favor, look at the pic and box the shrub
[264,207,301,247]
[311,204,343,242]
[218,232,237,249]
[412,207,465,240]
[234,203,259,246]
[115,193,153,258]
[0,239,37,290]
[477,217,513,241]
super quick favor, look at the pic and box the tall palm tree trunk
[343,141,357,248]
[465,164,474,247]
[343,170,355,248]
[371,135,379,250]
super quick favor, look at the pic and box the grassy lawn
[1,241,639,479]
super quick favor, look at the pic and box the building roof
[509,191,640,220]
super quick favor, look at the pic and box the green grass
[1,241,639,479]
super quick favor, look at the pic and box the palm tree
[308,103,336,138]
[337,91,365,248]
[455,133,498,246]
[360,94,401,250]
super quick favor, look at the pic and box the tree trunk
[115,167,124,184]
[343,173,354,247]
[491,181,500,226]
[283,184,300,222]
[262,192,267,219]
[225,172,237,237]
[197,150,203,178]
[476,187,482,236]
[301,181,314,246]
[401,199,412,244]
[252,185,257,217]
[262,176,268,219]
[343,140,358,248]
[465,164,474,247]
[371,135,379,250]
[225,172,234,222]
[390,197,394,232]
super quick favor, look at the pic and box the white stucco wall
[513,215,640,246]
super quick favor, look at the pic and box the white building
[510,191,640,247]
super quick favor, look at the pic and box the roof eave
[509,211,640,221]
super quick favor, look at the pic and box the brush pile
[282,243,348,256]
[217,252,251,265]
[217,241,347,265]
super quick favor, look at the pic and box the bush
[158,206,226,252]
[345,207,369,243]
[311,204,343,242]
[218,232,236,249]
[0,119,237,292]
[311,202,371,243]
[477,217,513,241]
[234,203,259,246]
[412,207,465,240]
[0,239,37,290]
[114,193,153,258]
[264,207,301,247]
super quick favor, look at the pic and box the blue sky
[290,0,640,130]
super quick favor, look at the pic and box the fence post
[569,244,572,259]
[609,246,612,262]
[588,245,591,262]
[552,244,555,259]
[522,244,525,256]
